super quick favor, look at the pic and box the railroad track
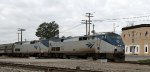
[0,62,102,72]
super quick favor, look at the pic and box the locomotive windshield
[96,32,124,46]
[106,33,124,46]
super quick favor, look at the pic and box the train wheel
[113,53,125,62]
[66,56,70,59]
[48,53,52,58]
[62,54,67,59]
[92,54,98,60]
[59,53,64,58]
[92,57,98,60]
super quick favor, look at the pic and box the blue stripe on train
[40,40,49,47]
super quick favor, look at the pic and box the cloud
[0,0,150,44]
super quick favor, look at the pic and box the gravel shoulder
[0,58,150,72]
[0,66,44,72]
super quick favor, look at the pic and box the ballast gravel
[0,58,150,72]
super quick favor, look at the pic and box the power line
[60,24,83,34]
[93,14,150,23]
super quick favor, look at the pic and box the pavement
[125,55,150,61]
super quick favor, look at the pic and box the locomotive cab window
[92,36,95,39]
[56,47,60,51]
[30,40,39,44]
[30,41,35,44]
[51,47,55,51]
[79,37,87,41]
[79,37,82,41]
[83,37,87,40]
[61,39,64,42]
[5,46,7,48]
[52,47,60,51]
[15,48,20,51]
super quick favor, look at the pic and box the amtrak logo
[34,46,38,49]
[86,42,95,48]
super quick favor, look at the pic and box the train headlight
[97,47,100,50]
[118,45,121,47]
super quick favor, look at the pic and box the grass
[137,59,150,63]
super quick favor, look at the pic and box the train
[0,32,125,61]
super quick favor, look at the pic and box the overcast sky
[1,0,150,44]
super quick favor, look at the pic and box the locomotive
[0,40,49,57]
[0,32,125,61]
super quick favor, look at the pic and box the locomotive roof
[64,32,118,39]
[48,32,120,42]
[81,32,119,37]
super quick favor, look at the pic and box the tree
[36,21,59,39]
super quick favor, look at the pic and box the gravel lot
[0,58,150,72]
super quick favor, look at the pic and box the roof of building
[122,24,150,30]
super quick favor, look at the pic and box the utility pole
[17,33,20,42]
[18,28,26,45]
[85,13,93,35]
[81,20,88,35]
[92,24,95,35]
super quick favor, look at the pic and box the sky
[1,0,150,44]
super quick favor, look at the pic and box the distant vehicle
[0,32,125,61]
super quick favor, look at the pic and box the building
[121,24,150,55]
